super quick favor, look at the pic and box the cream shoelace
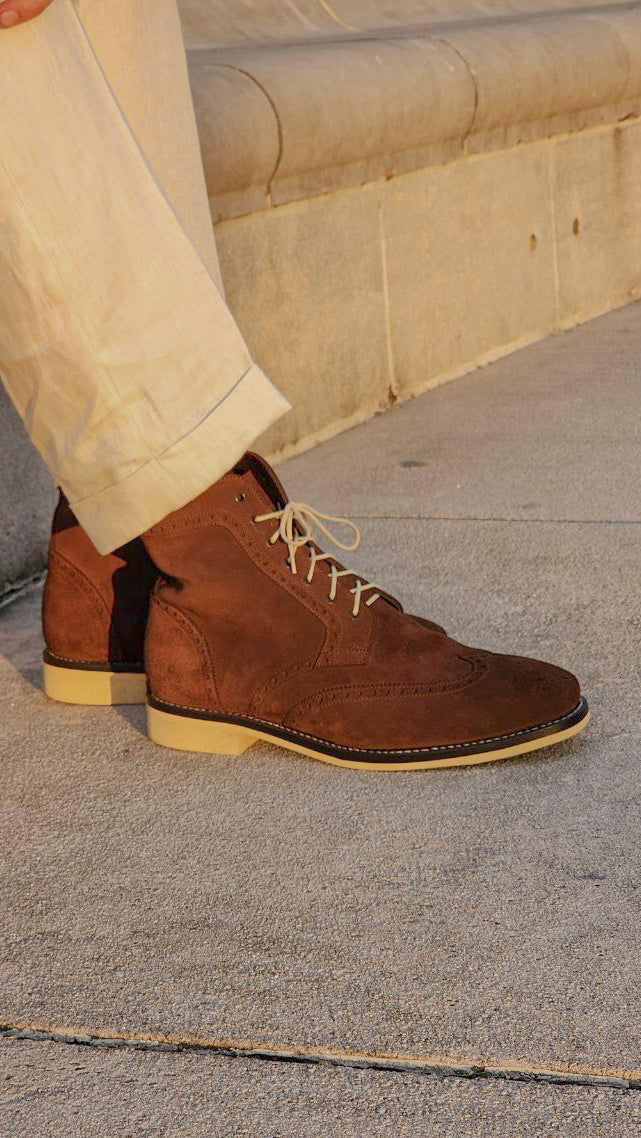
[253,501,382,618]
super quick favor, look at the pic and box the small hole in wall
[530,234,537,251]
[573,218,580,236]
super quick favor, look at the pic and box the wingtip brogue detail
[142,454,589,769]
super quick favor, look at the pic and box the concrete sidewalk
[1,303,640,1135]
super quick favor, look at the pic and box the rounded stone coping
[190,5,641,216]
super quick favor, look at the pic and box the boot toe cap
[477,650,582,738]
[284,648,584,755]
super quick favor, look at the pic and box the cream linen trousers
[0,0,290,553]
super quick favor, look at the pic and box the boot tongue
[234,452,411,615]
[235,453,406,614]
[233,451,289,510]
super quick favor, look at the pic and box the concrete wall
[217,117,641,460]
[3,0,641,592]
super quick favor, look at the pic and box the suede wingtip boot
[42,492,158,705]
[141,454,589,770]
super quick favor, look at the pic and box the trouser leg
[74,0,223,291]
[0,0,289,554]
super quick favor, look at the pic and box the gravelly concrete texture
[1,520,638,1069]
[1,303,640,1132]
[2,1037,641,1138]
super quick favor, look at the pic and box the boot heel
[147,705,258,756]
[43,661,147,706]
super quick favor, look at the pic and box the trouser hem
[67,364,290,553]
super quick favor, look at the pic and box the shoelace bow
[253,501,382,618]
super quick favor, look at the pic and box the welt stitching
[46,653,143,668]
[151,697,579,756]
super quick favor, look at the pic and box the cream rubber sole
[146,702,590,771]
[43,661,147,706]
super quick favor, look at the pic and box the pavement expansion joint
[2,1025,640,1092]
[351,514,641,527]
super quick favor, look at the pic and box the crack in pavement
[0,571,45,610]
[2,1025,640,1091]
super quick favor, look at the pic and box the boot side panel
[42,551,112,664]
[145,593,220,713]
[44,492,156,667]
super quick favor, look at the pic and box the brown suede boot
[142,454,589,770]
[42,493,158,705]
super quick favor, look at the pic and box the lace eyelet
[235,492,246,503]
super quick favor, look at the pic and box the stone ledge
[188,4,641,219]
